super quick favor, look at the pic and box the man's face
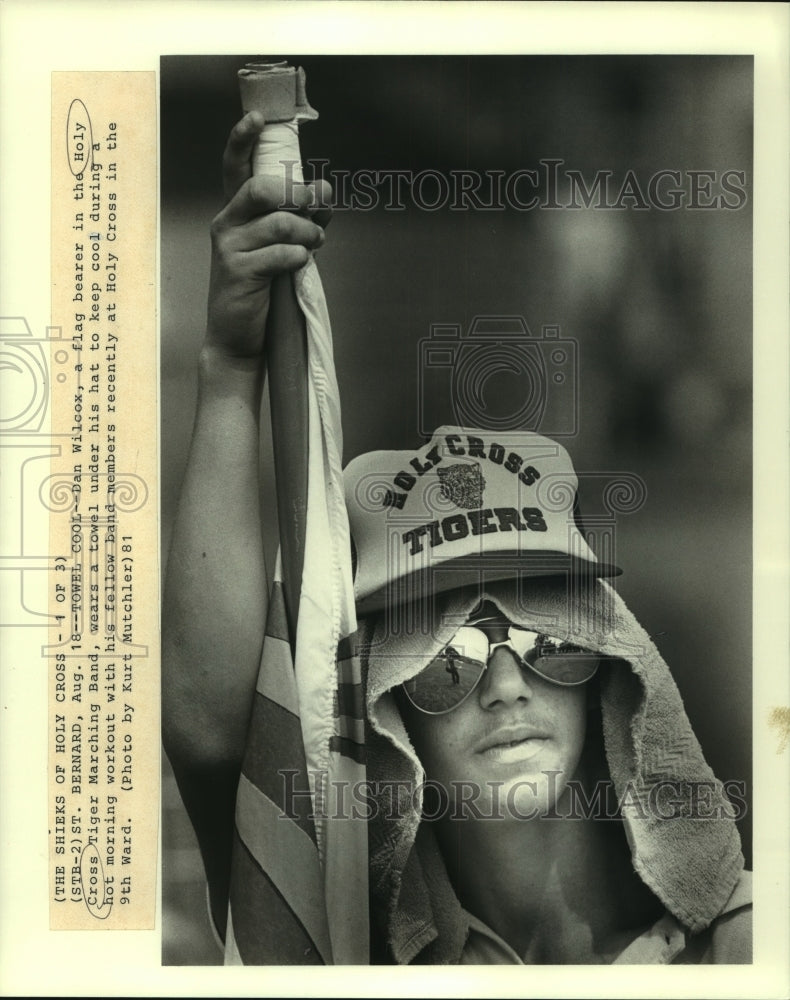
[400,605,589,820]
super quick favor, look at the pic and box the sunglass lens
[404,653,485,713]
[532,654,600,685]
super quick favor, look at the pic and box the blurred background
[160,55,752,963]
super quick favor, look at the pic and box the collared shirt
[459,870,752,965]
[460,908,688,964]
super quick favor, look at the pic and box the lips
[474,725,548,756]
[478,738,548,765]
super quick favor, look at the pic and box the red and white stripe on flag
[225,257,368,964]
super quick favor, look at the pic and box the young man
[344,430,751,965]
[162,113,751,965]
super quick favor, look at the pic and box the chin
[444,760,577,822]
[501,774,565,820]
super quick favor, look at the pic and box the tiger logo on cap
[437,462,487,510]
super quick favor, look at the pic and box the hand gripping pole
[238,62,318,645]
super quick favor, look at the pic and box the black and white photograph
[161,52,754,967]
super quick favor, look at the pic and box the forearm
[161,116,330,929]
[162,344,268,773]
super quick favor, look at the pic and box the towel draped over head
[362,576,745,963]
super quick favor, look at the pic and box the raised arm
[161,111,329,935]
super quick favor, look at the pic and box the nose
[477,644,534,710]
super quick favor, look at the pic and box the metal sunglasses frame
[402,623,600,716]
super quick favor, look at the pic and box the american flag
[224,259,368,964]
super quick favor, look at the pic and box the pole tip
[238,61,318,123]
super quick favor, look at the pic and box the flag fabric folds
[224,257,369,964]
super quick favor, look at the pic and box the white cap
[344,426,620,614]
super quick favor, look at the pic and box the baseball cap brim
[354,549,622,616]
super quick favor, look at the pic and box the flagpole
[238,62,318,645]
[231,64,369,964]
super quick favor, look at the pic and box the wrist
[199,341,265,381]
[197,342,266,414]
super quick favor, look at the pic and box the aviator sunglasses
[402,612,600,715]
